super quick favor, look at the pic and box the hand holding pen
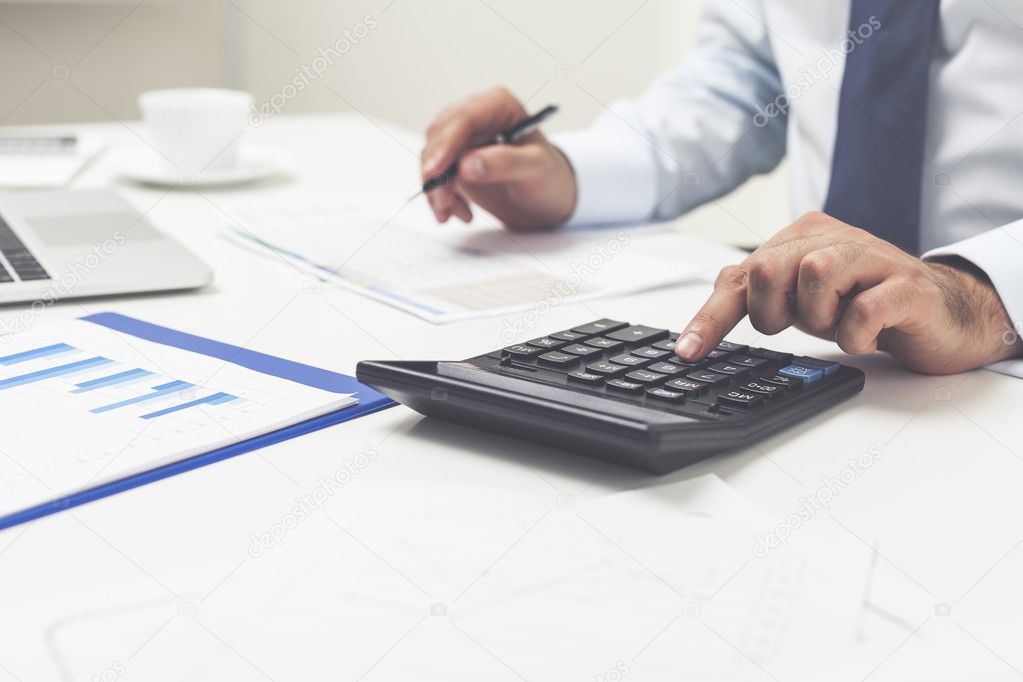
[419,88,577,231]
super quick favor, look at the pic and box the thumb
[458,143,551,185]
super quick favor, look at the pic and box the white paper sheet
[0,317,355,519]
[0,133,103,188]
[221,193,744,323]
[8,477,876,681]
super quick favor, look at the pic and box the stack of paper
[222,193,744,323]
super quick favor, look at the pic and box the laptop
[0,190,211,304]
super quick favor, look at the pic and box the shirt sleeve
[923,219,1023,379]
[552,0,787,227]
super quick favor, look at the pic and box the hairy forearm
[926,257,1023,365]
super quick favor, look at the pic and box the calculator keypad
[489,320,846,417]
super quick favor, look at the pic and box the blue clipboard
[0,312,396,531]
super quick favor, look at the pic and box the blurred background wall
[0,0,789,241]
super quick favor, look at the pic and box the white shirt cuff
[552,128,658,228]
[924,220,1023,379]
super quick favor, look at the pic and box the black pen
[418,104,559,196]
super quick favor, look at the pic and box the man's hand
[420,87,577,231]
[675,212,1023,374]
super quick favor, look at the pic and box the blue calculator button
[794,357,840,376]
[779,364,823,384]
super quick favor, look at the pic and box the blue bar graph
[1,339,244,422]
[90,380,193,414]
[72,368,155,393]
[140,392,237,420]
[0,343,75,365]
[0,356,112,390]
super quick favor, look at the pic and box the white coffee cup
[138,88,253,174]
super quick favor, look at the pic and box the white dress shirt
[554,0,1023,377]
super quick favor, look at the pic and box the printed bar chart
[90,380,196,414]
[72,368,154,393]
[0,342,75,365]
[0,343,238,421]
[140,392,237,419]
[0,356,112,389]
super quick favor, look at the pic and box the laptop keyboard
[0,213,50,283]
[479,318,842,417]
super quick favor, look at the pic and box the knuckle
[794,211,829,231]
[748,254,779,286]
[714,265,737,288]
[717,266,750,293]
[799,252,832,282]
[849,295,880,323]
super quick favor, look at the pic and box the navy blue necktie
[823,0,940,255]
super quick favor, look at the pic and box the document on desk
[222,193,744,323]
[0,132,104,188]
[17,477,877,681]
[0,314,357,522]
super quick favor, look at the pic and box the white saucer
[111,144,290,188]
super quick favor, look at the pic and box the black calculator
[357,319,865,474]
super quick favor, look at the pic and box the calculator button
[651,339,677,351]
[748,348,793,365]
[647,387,686,403]
[762,373,803,389]
[528,337,565,349]
[562,344,603,358]
[587,361,628,376]
[687,370,730,387]
[716,341,748,353]
[646,362,685,375]
[610,354,650,367]
[795,357,840,376]
[668,357,703,369]
[779,364,822,383]
[606,325,669,344]
[572,319,629,335]
[504,344,543,358]
[740,379,786,399]
[717,390,764,409]
[706,349,730,360]
[664,379,708,396]
[606,378,645,393]
[585,337,625,352]
[551,330,588,342]
[707,362,751,378]
[568,369,606,384]
[625,369,666,384]
[538,351,580,367]
[632,347,670,359]
[728,355,771,371]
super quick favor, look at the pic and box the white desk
[1,114,1022,681]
